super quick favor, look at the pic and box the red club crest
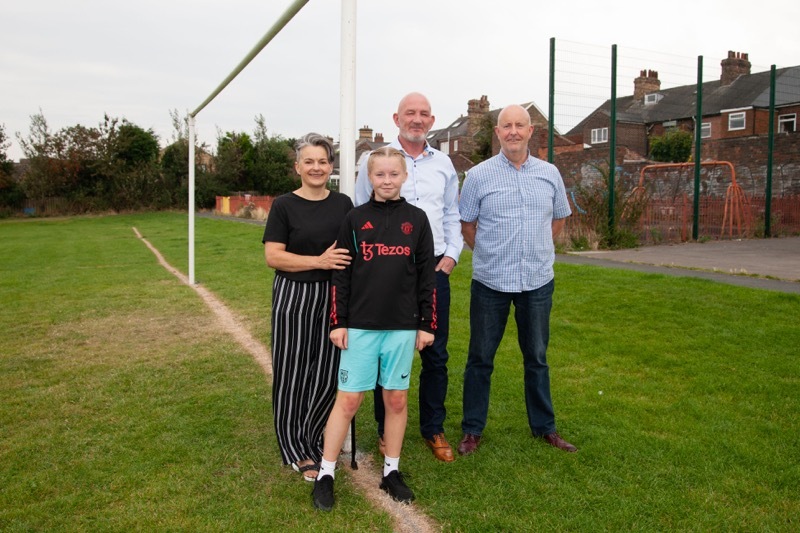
[401,222,413,235]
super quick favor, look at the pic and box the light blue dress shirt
[459,151,571,292]
[354,139,463,262]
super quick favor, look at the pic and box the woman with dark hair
[262,133,353,481]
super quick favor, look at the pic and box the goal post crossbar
[190,0,311,119]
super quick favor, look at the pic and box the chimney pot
[721,50,751,86]
[358,125,373,140]
[634,69,661,101]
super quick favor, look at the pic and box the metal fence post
[609,44,617,238]
[692,55,703,241]
[548,38,555,164]
[765,64,776,237]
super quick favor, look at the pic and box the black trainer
[312,475,335,511]
[379,470,414,503]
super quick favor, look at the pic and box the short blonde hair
[367,146,407,175]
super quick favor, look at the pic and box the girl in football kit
[312,147,436,511]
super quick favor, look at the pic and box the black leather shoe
[540,432,577,453]
[457,433,481,456]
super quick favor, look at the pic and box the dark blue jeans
[375,268,451,439]
[461,278,556,437]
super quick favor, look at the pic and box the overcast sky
[3,0,798,162]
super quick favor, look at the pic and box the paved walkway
[559,236,800,294]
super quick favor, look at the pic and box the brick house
[425,95,491,174]
[426,95,577,174]
[566,51,800,157]
[332,126,387,190]
[341,97,574,180]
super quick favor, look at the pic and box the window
[440,140,449,155]
[591,127,608,144]
[701,122,711,139]
[728,112,746,131]
[778,113,796,133]
[453,140,459,152]
[645,93,663,105]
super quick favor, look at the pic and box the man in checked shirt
[457,104,577,456]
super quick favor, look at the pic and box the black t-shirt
[262,191,353,282]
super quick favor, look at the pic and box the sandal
[291,461,319,482]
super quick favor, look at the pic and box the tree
[52,123,103,204]
[161,138,220,209]
[251,114,296,196]
[160,140,189,202]
[103,118,163,210]
[0,124,12,169]
[168,108,189,143]
[470,113,495,164]
[0,124,25,210]
[162,110,219,208]
[16,111,165,211]
[648,129,693,163]
[16,112,102,203]
[16,110,59,200]
[215,130,255,193]
[0,124,14,179]
[114,122,160,167]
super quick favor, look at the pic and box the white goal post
[187,0,357,285]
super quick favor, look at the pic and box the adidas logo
[361,221,374,230]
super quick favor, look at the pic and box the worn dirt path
[133,227,439,533]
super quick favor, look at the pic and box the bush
[649,129,693,163]
[571,162,648,249]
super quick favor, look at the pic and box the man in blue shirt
[457,104,577,456]
[355,92,463,462]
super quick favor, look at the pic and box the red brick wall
[700,132,800,196]
[215,195,275,214]
[551,131,799,199]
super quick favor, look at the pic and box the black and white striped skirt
[271,275,340,465]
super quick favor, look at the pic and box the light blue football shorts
[337,329,416,392]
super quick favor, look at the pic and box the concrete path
[559,236,800,294]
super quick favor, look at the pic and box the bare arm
[552,218,566,239]
[264,241,351,272]
[461,220,477,250]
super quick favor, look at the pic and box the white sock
[383,455,399,477]
[318,458,336,480]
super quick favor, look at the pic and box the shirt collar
[392,137,434,159]
[498,149,533,169]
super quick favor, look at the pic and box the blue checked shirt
[355,139,463,262]
[459,151,571,293]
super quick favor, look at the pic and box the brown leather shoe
[457,433,481,456]
[540,432,577,453]
[424,433,455,462]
